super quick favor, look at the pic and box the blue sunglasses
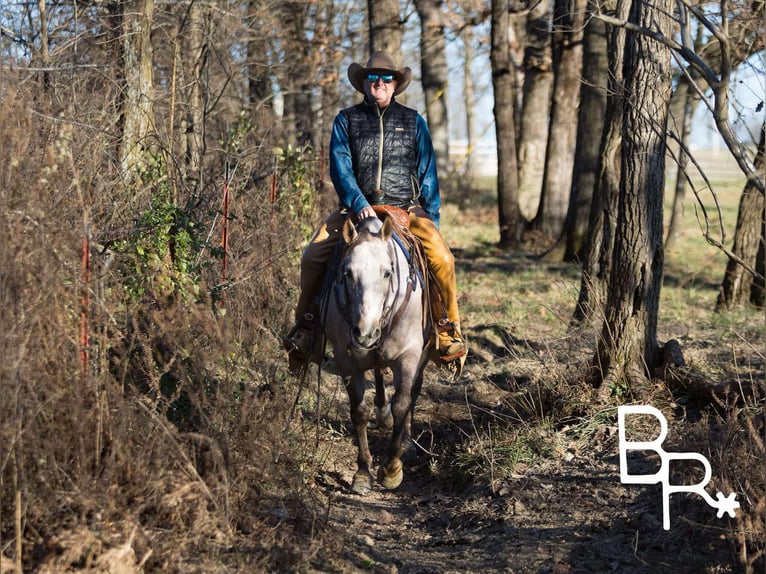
[367,73,395,84]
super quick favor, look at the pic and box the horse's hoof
[352,471,373,495]
[378,460,403,489]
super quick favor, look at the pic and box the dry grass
[0,82,328,572]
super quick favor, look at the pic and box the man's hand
[356,206,377,221]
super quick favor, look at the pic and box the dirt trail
[305,364,736,574]
[295,245,746,574]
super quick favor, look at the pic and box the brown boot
[437,323,467,362]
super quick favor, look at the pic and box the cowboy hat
[348,51,412,96]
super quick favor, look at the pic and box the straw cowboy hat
[348,51,412,97]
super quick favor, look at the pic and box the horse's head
[339,217,397,350]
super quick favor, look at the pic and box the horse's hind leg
[344,375,374,495]
[373,368,393,429]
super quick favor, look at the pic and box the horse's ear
[380,217,394,241]
[343,217,357,244]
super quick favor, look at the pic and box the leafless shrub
[0,73,331,572]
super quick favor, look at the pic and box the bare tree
[516,0,553,216]
[247,0,278,130]
[462,23,477,184]
[573,0,630,324]
[531,0,587,241]
[592,0,674,388]
[596,0,764,193]
[716,124,766,311]
[179,1,207,179]
[545,0,609,262]
[281,3,312,147]
[119,0,156,181]
[416,0,450,180]
[368,0,404,61]
[492,0,523,247]
[577,0,763,327]
[665,6,761,247]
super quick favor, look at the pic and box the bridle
[333,228,414,349]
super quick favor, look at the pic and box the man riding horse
[283,50,467,371]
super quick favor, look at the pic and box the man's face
[363,72,397,108]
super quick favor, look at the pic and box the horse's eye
[383,269,391,279]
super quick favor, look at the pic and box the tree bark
[416,0,450,184]
[37,0,50,93]
[492,0,523,248]
[247,0,278,139]
[531,0,586,241]
[516,0,553,218]
[281,2,314,148]
[119,0,156,181]
[716,124,766,311]
[592,0,674,389]
[368,0,403,64]
[182,1,206,177]
[546,0,609,262]
[462,24,477,186]
[664,83,700,250]
[573,0,629,324]
[562,4,609,261]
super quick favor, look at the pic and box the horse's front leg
[378,367,417,490]
[344,373,373,495]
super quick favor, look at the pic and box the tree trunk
[716,124,766,311]
[492,0,523,248]
[462,24,477,186]
[531,0,586,241]
[516,0,553,219]
[573,0,629,324]
[592,0,674,389]
[665,22,706,249]
[664,84,701,250]
[247,0,278,136]
[368,0,403,64]
[182,1,206,177]
[281,3,313,148]
[37,0,50,93]
[119,0,155,181]
[561,4,609,262]
[318,1,342,154]
[416,0,450,184]
[545,0,609,262]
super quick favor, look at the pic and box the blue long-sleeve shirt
[329,100,442,228]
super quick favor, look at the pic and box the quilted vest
[342,100,419,208]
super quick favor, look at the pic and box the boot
[281,315,323,373]
[437,322,467,362]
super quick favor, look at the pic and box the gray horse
[321,215,430,494]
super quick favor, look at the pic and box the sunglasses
[366,73,395,84]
